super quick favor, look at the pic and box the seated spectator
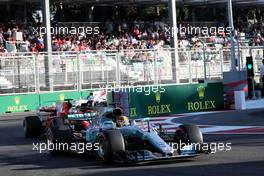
[0,44,7,53]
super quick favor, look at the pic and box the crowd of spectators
[0,20,264,54]
[0,21,171,53]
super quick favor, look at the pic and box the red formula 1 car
[23,99,98,140]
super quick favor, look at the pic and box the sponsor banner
[39,92,82,107]
[0,90,98,114]
[0,83,223,115]
[0,92,83,114]
[0,94,39,113]
[129,83,224,118]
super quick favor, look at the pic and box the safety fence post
[34,54,40,94]
[77,53,81,92]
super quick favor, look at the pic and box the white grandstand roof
[1,0,264,6]
[54,0,264,6]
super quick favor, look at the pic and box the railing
[0,46,263,95]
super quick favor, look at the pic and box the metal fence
[0,46,263,95]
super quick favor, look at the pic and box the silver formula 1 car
[47,107,210,163]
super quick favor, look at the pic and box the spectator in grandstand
[253,33,264,46]
[260,59,264,97]
[147,40,154,49]
[178,35,190,48]
[35,35,44,52]
[52,39,60,51]
[0,28,4,45]
[4,28,12,41]
[255,50,263,61]
[0,44,7,53]
[30,43,38,52]
[133,26,141,39]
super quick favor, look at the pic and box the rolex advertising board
[128,83,224,118]
[0,91,84,114]
[0,83,224,115]
[0,94,39,113]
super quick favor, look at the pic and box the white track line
[146,113,264,134]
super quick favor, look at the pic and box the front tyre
[175,124,204,154]
[177,124,203,144]
[97,130,125,162]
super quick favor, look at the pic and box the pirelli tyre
[23,116,42,138]
[174,124,204,154]
[97,130,125,162]
[46,118,72,155]
[178,124,203,144]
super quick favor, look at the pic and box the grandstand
[1,0,263,5]
[2,0,264,6]
[1,0,264,22]
[0,0,264,95]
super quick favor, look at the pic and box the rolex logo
[197,86,206,99]
[155,91,161,103]
[59,94,65,101]
[14,96,20,105]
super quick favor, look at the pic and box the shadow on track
[73,160,264,176]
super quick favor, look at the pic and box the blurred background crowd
[1,20,263,54]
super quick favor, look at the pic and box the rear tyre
[23,116,42,138]
[97,130,125,162]
[46,118,72,155]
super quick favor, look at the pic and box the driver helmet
[117,116,130,127]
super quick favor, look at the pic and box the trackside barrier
[0,46,263,95]
[0,82,225,116]
[235,91,246,110]
[109,82,225,118]
[223,71,248,109]
[0,94,39,114]
[0,91,91,114]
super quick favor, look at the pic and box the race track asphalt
[0,111,263,176]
